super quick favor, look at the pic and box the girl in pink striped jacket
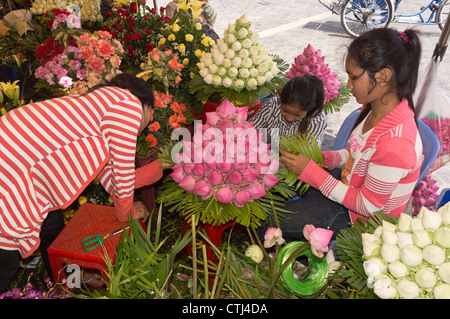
[279,28,423,241]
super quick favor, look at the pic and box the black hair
[347,28,422,129]
[83,72,154,109]
[279,74,325,136]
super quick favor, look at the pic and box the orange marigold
[145,133,158,147]
[148,122,160,132]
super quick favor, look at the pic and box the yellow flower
[195,22,202,31]
[201,37,210,46]
[194,49,204,57]
[168,34,176,41]
[185,34,194,42]
[179,43,186,53]
[172,23,181,32]
[183,58,189,65]
[176,0,190,11]
[158,37,166,46]
[78,196,87,205]
[190,72,195,79]
[190,0,204,20]
[0,107,6,115]
[0,80,20,101]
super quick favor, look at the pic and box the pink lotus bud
[248,182,266,200]
[205,160,217,169]
[415,180,427,191]
[192,163,205,177]
[307,55,317,66]
[234,162,248,170]
[243,167,258,183]
[218,119,234,132]
[285,70,294,79]
[193,180,211,197]
[183,163,195,173]
[236,106,249,122]
[235,190,251,207]
[300,65,310,73]
[295,54,306,64]
[303,224,333,258]
[227,171,243,185]
[207,170,222,185]
[216,187,233,204]
[170,168,185,183]
[264,227,285,248]
[255,162,269,175]
[178,175,197,192]
[217,99,237,118]
[263,173,279,189]
[413,197,426,207]
[303,44,315,56]
[412,189,422,197]
[206,112,221,126]
[217,161,233,173]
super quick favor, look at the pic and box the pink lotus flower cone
[192,163,205,177]
[236,106,249,122]
[243,167,258,183]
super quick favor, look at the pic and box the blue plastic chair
[331,107,441,187]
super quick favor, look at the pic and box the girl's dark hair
[347,28,422,129]
[83,72,154,108]
[279,74,325,135]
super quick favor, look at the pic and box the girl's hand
[279,149,311,176]
[133,201,150,221]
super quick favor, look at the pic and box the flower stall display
[189,14,288,108]
[157,99,298,228]
[30,0,103,24]
[358,202,450,299]
[102,1,170,72]
[286,44,351,114]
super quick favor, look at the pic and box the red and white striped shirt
[299,99,424,223]
[0,86,146,257]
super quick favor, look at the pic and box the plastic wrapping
[414,59,450,172]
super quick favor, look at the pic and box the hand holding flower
[279,149,311,176]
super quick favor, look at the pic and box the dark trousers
[0,210,65,294]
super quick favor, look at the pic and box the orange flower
[145,133,158,147]
[168,57,179,70]
[177,115,186,123]
[175,75,181,84]
[148,121,160,132]
[162,93,172,105]
[170,102,181,113]
[151,49,160,61]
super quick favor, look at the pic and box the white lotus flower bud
[245,244,263,263]
[242,57,253,69]
[398,279,420,299]
[226,34,236,44]
[249,67,259,78]
[232,41,242,52]
[250,32,259,43]
[381,244,400,263]
[373,226,383,238]
[415,268,436,288]
[411,218,424,231]
[212,75,222,86]
[363,258,386,281]
[252,55,262,65]
[434,284,450,299]
[242,38,252,48]
[383,220,397,233]
[270,65,280,76]
[228,67,238,78]
[439,203,450,225]
[219,42,229,54]
[423,244,445,265]
[435,227,450,248]
[362,233,381,256]
[249,46,259,56]
[388,260,409,278]
[233,79,245,90]
[238,13,250,24]
[422,209,442,230]
[373,275,397,299]
[227,23,235,33]
[239,49,250,59]
[214,54,225,66]
[199,67,210,78]
[264,71,274,82]
[247,78,258,90]
[223,59,232,68]
[400,244,423,267]
[222,77,232,88]
[397,232,414,248]
[398,213,412,232]
[239,68,250,78]
[412,229,432,248]
[232,57,242,68]
[438,262,450,284]
[237,27,249,39]
[209,64,219,74]
[217,67,227,77]
[204,74,213,85]
[203,57,212,67]
[225,49,235,59]
[197,62,205,70]
[256,76,266,85]
[382,231,398,245]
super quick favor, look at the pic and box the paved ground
[157,0,450,150]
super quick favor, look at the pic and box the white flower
[232,57,242,68]
[381,244,400,263]
[223,59,232,68]
[435,227,450,248]
[228,67,238,78]
[388,260,409,278]
[422,209,442,230]
[233,79,245,90]
[203,56,213,67]
[245,244,263,263]
[237,27,249,39]
[247,78,257,90]
[398,213,412,232]
[434,284,450,299]
[412,229,432,248]
[363,258,386,282]
[257,62,269,74]
[270,65,280,76]
[249,46,259,56]
[232,41,242,52]
[239,68,250,78]
[373,275,397,299]
[238,13,250,24]
[227,23,236,33]
[382,230,398,245]
[373,226,383,238]
[438,202,450,224]
[415,268,436,288]
[362,233,381,255]
[239,49,250,59]
[397,232,413,248]
[400,244,423,267]
[439,263,450,284]
[212,75,222,86]
[197,62,205,70]
[217,67,227,77]
[242,57,253,69]
[256,75,266,85]
[250,33,260,43]
[204,74,213,85]
[249,67,259,78]
[252,55,262,65]
[209,64,219,74]
[383,220,397,233]
[226,34,236,44]
[411,218,424,231]
[222,77,232,88]
[423,245,445,265]
[225,48,235,59]
[242,38,252,48]
[214,54,225,66]
[264,71,274,82]
[199,67,210,78]
[398,279,420,299]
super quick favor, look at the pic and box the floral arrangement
[412,174,440,214]
[361,202,450,299]
[189,14,288,107]
[0,279,70,299]
[136,90,188,156]
[286,44,351,114]
[30,0,103,24]
[103,1,170,71]
[157,99,298,227]
[0,80,24,114]
[137,47,183,95]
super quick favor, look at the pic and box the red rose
[129,2,137,14]
[124,34,132,41]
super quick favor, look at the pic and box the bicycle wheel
[341,0,393,37]
[437,0,449,30]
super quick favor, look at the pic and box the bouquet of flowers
[136,91,188,156]
[286,44,351,114]
[157,99,298,228]
[30,0,103,24]
[103,1,170,71]
[189,14,288,107]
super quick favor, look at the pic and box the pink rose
[303,224,334,258]
[216,187,233,204]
